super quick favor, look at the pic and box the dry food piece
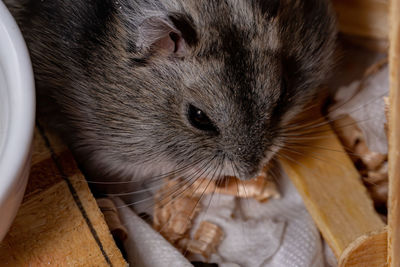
[364,162,388,185]
[187,221,224,259]
[332,115,388,215]
[333,115,387,170]
[332,115,364,154]
[152,166,278,258]
[354,140,387,171]
[153,181,201,245]
[96,198,128,242]
[363,162,389,216]
[186,167,280,202]
[367,180,388,208]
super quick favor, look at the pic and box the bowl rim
[0,1,35,208]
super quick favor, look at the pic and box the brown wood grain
[0,126,126,266]
[280,123,385,259]
[388,0,400,265]
[339,228,388,267]
[332,0,389,40]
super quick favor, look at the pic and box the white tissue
[116,171,336,267]
[189,172,330,267]
[114,197,193,267]
[329,65,389,154]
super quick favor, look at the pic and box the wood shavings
[353,140,387,171]
[189,170,280,202]
[153,183,201,244]
[97,198,128,242]
[332,114,388,216]
[152,166,279,259]
[368,181,388,208]
[364,162,388,185]
[332,115,364,152]
[187,221,224,259]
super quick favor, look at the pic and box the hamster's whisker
[231,160,246,199]
[181,156,226,258]
[109,160,211,208]
[230,163,248,242]
[182,155,224,217]
[276,152,319,176]
[281,141,360,157]
[325,90,388,119]
[86,156,207,185]
[149,155,218,212]
[279,116,376,138]
[262,153,284,188]
[278,147,355,180]
[277,135,328,142]
[276,143,344,167]
[203,156,225,212]
[267,162,282,187]
[233,159,252,213]
[152,158,219,242]
[280,116,327,132]
[231,161,241,201]
[101,170,189,197]
[181,156,225,258]
[281,91,387,134]
[143,156,211,183]
[127,157,218,227]
[112,156,216,209]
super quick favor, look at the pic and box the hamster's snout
[238,166,262,181]
[223,142,268,181]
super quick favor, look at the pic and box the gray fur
[5,0,337,182]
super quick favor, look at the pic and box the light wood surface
[388,0,400,265]
[338,228,388,267]
[0,125,126,266]
[279,124,385,259]
[332,0,389,40]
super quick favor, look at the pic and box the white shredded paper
[329,65,389,154]
[116,171,336,267]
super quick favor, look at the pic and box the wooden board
[279,124,385,259]
[388,0,400,265]
[339,228,387,267]
[0,123,126,266]
[332,0,389,40]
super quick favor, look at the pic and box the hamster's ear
[257,0,281,18]
[138,14,197,57]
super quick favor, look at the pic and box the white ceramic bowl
[0,1,35,241]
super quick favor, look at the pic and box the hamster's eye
[187,104,219,134]
[169,32,180,53]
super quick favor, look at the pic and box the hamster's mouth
[188,155,274,183]
[184,145,281,183]
[160,163,279,203]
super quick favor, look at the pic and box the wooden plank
[0,126,127,266]
[279,124,385,258]
[332,0,389,40]
[388,0,400,265]
[339,228,387,267]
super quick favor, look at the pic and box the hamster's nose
[231,144,265,180]
[237,164,262,181]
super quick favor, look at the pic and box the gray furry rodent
[6,0,336,183]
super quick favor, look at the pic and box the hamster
[5,0,336,184]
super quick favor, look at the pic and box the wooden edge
[24,124,127,266]
[279,123,384,258]
[70,174,128,266]
[339,228,388,267]
[388,0,400,266]
[332,0,389,40]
